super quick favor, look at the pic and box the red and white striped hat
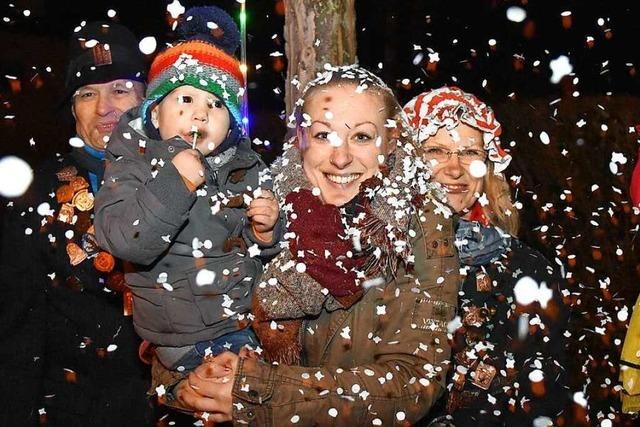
[403,86,511,174]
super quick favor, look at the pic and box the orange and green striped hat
[141,6,244,128]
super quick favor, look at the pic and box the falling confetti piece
[513,276,553,308]
[469,159,487,178]
[549,55,573,83]
[155,384,166,397]
[506,6,527,22]
[539,131,550,145]
[0,156,33,197]
[166,0,185,18]
[195,269,216,286]
[69,137,85,148]
[139,36,157,55]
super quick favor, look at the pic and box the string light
[239,1,249,136]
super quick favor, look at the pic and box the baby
[95,6,282,376]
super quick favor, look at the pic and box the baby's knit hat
[141,6,245,141]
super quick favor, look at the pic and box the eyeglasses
[423,146,487,165]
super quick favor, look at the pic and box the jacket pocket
[133,287,172,334]
[185,257,260,326]
[410,296,456,333]
[424,236,456,259]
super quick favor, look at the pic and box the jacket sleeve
[230,207,459,426]
[504,243,570,424]
[94,143,196,265]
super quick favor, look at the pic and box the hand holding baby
[248,189,279,243]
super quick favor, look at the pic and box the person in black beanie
[0,21,154,426]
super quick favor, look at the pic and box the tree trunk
[283,0,356,117]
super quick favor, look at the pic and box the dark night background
[2,1,640,425]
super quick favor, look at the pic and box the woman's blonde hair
[483,162,520,236]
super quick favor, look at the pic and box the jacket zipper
[299,319,308,366]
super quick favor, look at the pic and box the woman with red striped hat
[404,87,570,426]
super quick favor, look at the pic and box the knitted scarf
[252,138,438,364]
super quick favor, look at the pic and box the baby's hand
[247,189,279,243]
[172,149,205,189]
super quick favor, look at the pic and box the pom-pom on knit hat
[140,6,245,136]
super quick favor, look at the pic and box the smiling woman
[296,82,396,206]
[152,65,461,426]
[404,87,570,427]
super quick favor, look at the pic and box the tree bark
[283,0,356,117]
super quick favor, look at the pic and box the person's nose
[96,92,117,117]
[441,153,464,179]
[330,141,353,169]
[191,103,209,123]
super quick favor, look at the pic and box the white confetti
[611,152,627,165]
[37,202,52,216]
[549,55,573,84]
[248,244,261,258]
[0,156,33,197]
[618,306,629,322]
[68,136,85,148]
[573,391,587,408]
[327,131,342,147]
[166,0,185,19]
[513,276,553,308]
[155,384,166,397]
[195,269,216,286]
[468,160,487,178]
[528,369,544,382]
[539,131,550,145]
[506,6,527,22]
[139,36,157,55]
[340,326,351,340]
